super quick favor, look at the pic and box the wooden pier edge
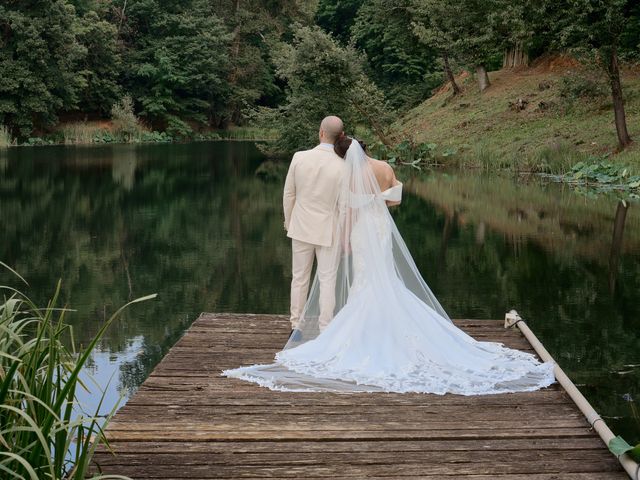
[506,309,639,480]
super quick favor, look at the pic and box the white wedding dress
[223,141,555,394]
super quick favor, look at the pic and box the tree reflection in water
[0,143,638,443]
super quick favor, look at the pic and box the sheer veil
[282,139,452,350]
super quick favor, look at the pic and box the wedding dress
[223,141,555,394]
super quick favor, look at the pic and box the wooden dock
[93,313,627,479]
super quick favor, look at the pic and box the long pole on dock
[505,310,640,480]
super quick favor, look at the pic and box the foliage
[74,10,122,115]
[0,0,316,139]
[0,264,155,479]
[410,0,505,73]
[0,2,88,139]
[351,0,441,109]
[316,0,364,44]
[368,139,438,168]
[558,71,608,103]
[259,25,392,154]
[544,160,640,198]
[118,0,232,137]
[111,95,141,141]
[549,0,637,148]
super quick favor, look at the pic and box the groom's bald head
[319,116,344,144]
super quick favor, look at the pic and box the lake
[1,141,638,443]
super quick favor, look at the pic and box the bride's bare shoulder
[368,157,395,182]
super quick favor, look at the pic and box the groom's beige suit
[283,144,345,330]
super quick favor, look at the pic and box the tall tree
[115,0,232,136]
[212,0,317,126]
[351,0,441,109]
[411,0,501,92]
[75,10,122,115]
[552,0,635,149]
[260,25,392,154]
[0,1,87,138]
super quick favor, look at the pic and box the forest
[1,0,639,155]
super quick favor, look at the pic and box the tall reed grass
[0,262,155,479]
[61,122,102,145]
[0,125,14,148]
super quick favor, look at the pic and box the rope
[507,318,525,328]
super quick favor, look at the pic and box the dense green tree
[550,0,636,149]
[316,0,364,44]
[0,1,87,138]
[411,0,503,92]
[75,10,122,115]
[259,25,391,154]
[212,0,317,126]
[115,0,232,136]
[351,0,441,109]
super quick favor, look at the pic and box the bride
[223,137,555,394]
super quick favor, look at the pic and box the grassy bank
[0,122,277,148]
[394,57,640,174]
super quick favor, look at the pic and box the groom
[283,116,345,338]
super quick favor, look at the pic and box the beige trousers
[290,238,339,331]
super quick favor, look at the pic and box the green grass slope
[395,56,640,172]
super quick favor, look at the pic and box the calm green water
[1,141,638,443]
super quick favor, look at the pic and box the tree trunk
[503,42,529,68]
[443,53,461,95]
[351,100,392,147]
[608,200,628,294]
[475,65,490,92]
[605,46,632,149]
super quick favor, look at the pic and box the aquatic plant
[0,262,154,479]
[541,159,640,197]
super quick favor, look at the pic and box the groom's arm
[283,154,298,231]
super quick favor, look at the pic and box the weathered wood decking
[93,313,626,479]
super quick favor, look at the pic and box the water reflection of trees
[1,150,637,442]
[402,173,639,443]
[0,142,290,394]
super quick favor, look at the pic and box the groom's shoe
[288,329,303,342]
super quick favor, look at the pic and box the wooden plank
[92,314,626,479]
[100,437,609,453]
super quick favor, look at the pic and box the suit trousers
[290,238,339,331]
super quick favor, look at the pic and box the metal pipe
[505,309,639,479]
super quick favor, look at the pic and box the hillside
[395,57,640,172]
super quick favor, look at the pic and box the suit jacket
[283,144,345,247]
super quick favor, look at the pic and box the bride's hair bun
[334,136,366,159]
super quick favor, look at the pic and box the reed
[0,125,13,148]
[0,262,155,479]
[60,122,105,145]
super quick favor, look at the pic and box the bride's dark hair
[334,135,366,158]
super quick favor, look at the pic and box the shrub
[559,72,608,103]
[111,95,140,142]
